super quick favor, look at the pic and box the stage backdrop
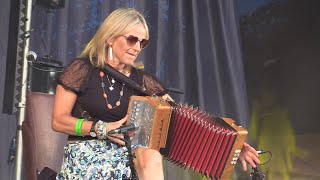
[30,0,249,125]
[0,0,19,180]
[0,0,249,179]
[28,0,249,179]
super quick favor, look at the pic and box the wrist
[96,121,108,139]
[75,118,85,136]
[89,120,98,137]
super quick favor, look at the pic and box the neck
[106,60,131,76]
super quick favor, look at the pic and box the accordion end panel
[148,98,172,150]
[220,118,248,180]
[127,96,172,151]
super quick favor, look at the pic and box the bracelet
[96,121,108,139]
[75,118,84,136]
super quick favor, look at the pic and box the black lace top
[57,58,166,122]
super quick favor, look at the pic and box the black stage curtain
[1,0,249,179]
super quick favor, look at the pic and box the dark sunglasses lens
[126,35,149,49]
[140,39,149,49]
[126,36,139,46]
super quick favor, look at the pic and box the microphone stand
[251,164,265,180]
[123,132,139,180]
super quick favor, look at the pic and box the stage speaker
[30,59,63,94]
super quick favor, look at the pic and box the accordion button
[235,149,241,153]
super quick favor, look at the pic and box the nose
[132,41,142,51]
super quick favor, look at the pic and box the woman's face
[109,24,147,66]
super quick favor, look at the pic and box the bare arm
[52,85,130,144]
[51,85,92,136]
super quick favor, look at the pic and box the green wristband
[75,118,84,136]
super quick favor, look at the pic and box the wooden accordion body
[127,96,248,180]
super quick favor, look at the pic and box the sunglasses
[122,35,149,49]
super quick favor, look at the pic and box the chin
[123,59,136,65]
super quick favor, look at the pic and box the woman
[52,8,259,180]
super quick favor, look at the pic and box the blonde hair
[80,8,149,68]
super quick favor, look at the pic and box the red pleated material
[164,104,238,180]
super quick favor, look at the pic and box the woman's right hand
[106,115,131,145]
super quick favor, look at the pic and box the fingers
[102,115,132,145]
[107,134,125,146]
[245,153,256,168]
[251,154,261,165]
[107,132,134,145]
[246,144,260,165]
[240,158,247,171]
[243,143,260,159]
[239,142,261,171]
[238,151,251,171]
[248,144,259,158]
[107,117,128,133]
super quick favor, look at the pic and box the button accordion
[127,96,248,180]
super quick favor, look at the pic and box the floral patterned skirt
[56,139,131,180]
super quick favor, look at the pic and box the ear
[106,37,115,46]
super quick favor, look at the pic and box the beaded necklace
[99,71,125,109]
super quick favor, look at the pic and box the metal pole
[14,0,33,179]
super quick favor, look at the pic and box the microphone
[26,51,38,61]
[108,123,140,134]
[256,150,267,154]
[26,51,64,68]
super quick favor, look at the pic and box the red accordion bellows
[127,96,248,180]
[163,104,244,179]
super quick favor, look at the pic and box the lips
[127,52,137,57]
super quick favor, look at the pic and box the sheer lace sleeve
[57,58,93,94]
[141,71,167,96]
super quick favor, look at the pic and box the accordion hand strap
[75,102,93,121]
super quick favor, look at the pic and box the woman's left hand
[238,142,260,171]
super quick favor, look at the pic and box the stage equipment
[251,164,265,180]
[250,149,271,180]
[108,123,140,134]
[26,51,63,94]
[127,96,248,180]
[36,0,65,9]
[108,131,140,180]
[12,0,34,180]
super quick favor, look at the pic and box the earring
[109,46,113,61]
